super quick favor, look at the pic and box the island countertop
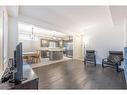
[48,48,63,51]
[38,48,64,51]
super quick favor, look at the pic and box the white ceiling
[18,22,66,37]
[110,6,127,25]
[18,6,127,35]
[7,6,19,17]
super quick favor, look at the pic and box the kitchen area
[40,38,73,60]
[18,22,73,66]
[40,39,64,61]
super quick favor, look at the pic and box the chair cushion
[107,55,114,62]
[86,53,94,58]
[85,50,96,63]
[109,51,123,61]
[107,55,121,65]
[112,56,121,63]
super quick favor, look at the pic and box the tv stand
[0,64,38,89]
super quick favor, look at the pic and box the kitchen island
[49,48,63,61]
[38,48,63,61]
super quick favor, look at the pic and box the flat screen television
[0,42,23,83]
[14,42,23,82]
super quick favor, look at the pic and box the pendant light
[31,27,34,40]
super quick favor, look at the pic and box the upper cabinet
[41,39,49,47]
[40,39,63,48]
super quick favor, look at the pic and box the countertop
[38,48,63,51]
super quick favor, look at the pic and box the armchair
[102,51,123,72]
[84,50,96,66]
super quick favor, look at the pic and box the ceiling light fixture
[31,27,34,40]
[52,31,57,40]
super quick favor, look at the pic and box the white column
[8,16,18,58]
[0,7,9,72]
[0,8,4,73]
[73,32,84,61]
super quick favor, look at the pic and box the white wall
[84,25,124,64]
[124,19,127,47]
[8,16,18,58]
[19,39,40,52]
[3,7,8,65]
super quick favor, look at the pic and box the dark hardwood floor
[33,60,127,89]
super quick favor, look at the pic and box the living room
[0,6,127,90]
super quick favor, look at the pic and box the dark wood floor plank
[33,59,127,89]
